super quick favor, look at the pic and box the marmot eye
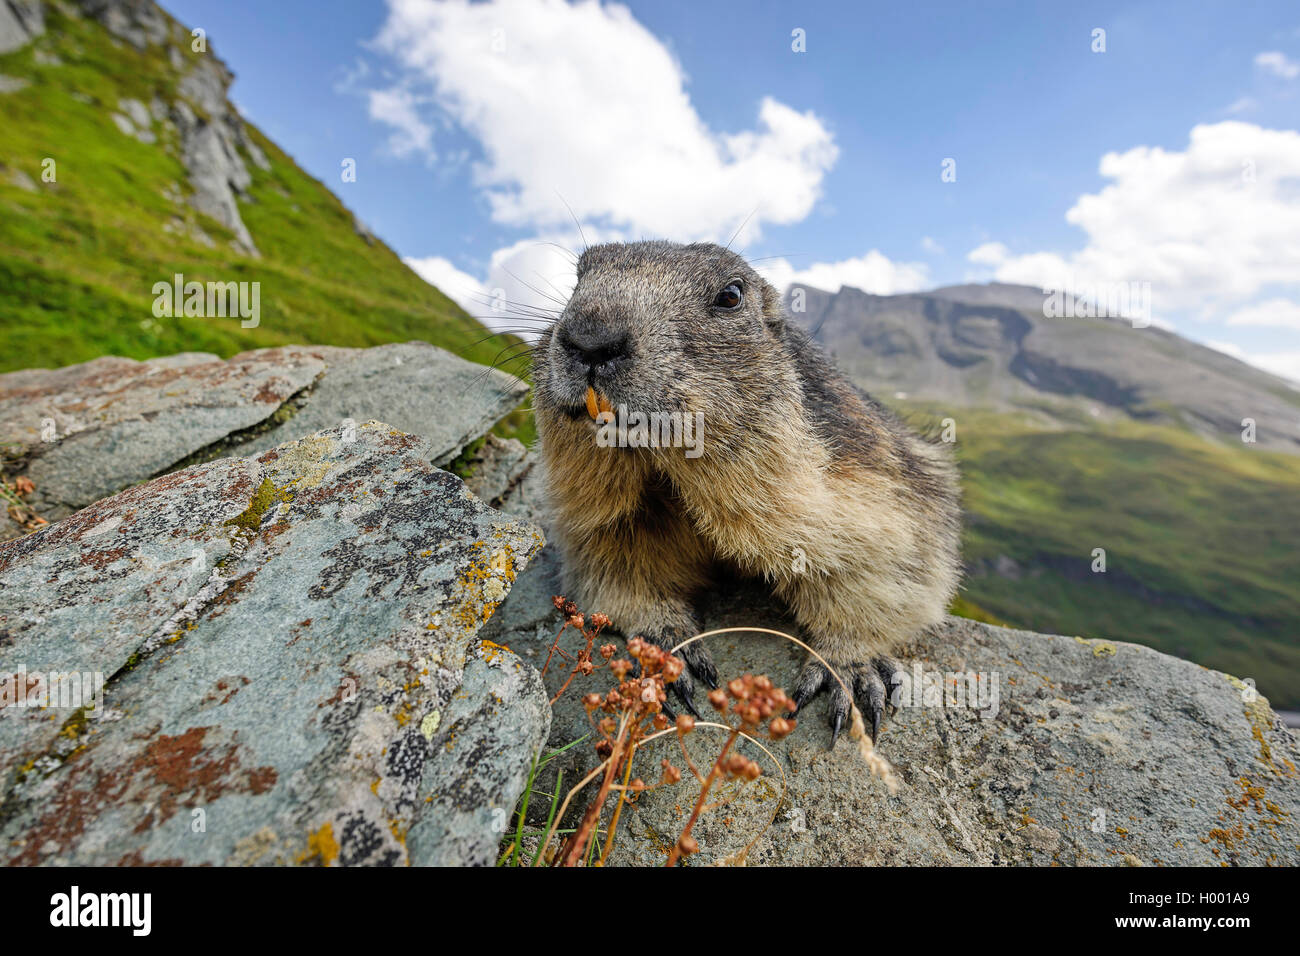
[713,282,743,310]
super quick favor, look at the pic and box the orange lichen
[298,822,340,867]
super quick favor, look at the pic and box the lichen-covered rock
[0,421,547,865]
[0,342,528,538]
[222,343,529,469]
[480,544,1300,867]
[460,434,535,511]
[0,348,325,523]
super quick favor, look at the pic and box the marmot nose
[559,325,631,378]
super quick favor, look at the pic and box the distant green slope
[906,404,1300,708]
[0,4,507,374]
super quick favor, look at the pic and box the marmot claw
[788,656,903,748]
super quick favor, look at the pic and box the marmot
[532,241,961,744]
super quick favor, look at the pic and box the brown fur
[532,241,962,728]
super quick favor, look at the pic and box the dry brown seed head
[676,714,695,734]
[708,689,727,711]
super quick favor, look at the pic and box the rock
[109,109,152,143]
[0,0,44,54]
[77,0,168,50]
[0,342,528,529]
[176,54,231,118]
[353,215,376,245]
[118,95,150,129]
[220,343,529,469]
[1,348,325,521]
[460,434,534,511]
[177,114,257,254]
[161,48,266,255]
[0,74,29,93]
[0,421,547,865]
[479,517,1300,866]
[2,164,37,191]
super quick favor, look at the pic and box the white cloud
[1250,351,1300,383]
[1225,96,1259,114]
[758,250,930,296]
[369,0,837,242]
[409,235,591,337]
[1225,298,1300,330]
[964,122,1300,323]
[1255,50,1300,79]
[367,87,435,160]
[404,255,483,313]
[1208,340,1300,384]
[967,241,1009,266]
[921,236,945,255]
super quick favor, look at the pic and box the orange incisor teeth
[586,387,614,421]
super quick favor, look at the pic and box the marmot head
[532,241,789,434]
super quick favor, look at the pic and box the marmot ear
[757,278,787,333]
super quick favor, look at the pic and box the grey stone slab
[0,421,547,865]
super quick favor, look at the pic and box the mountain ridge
[786,280,1300,454]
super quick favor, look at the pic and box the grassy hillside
[902,403,1300,708]
[0,5,508,375]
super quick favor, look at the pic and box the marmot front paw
[788,656,903,747]
[633,632,719,718]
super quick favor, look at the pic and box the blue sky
[164,0,1300,380]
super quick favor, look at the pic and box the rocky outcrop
[60,0,266,253]
[480,514,1300,866]
[0,420,546,865]
[0,0,43,55]
[5,342,1295,867]
[0,341,528,538]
